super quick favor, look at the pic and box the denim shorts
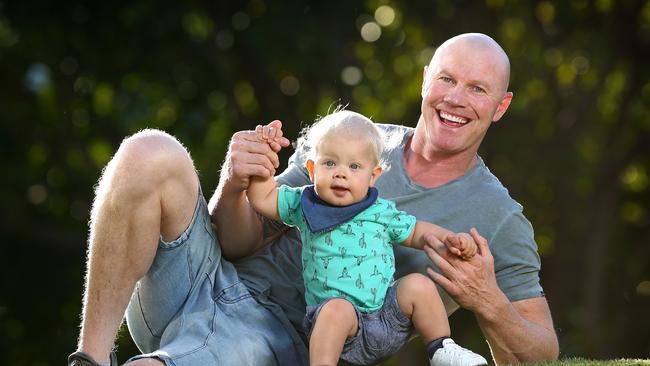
[124,188,307,365]
[303,283,414,365]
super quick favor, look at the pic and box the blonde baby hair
[301,109,385,167]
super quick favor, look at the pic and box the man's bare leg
[75,130,199,365]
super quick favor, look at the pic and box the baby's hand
[255,124,284,145]
[444,232,478,260]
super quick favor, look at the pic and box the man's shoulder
[471,160,523,212]
[375,123,414,139]
[375,123,413,158]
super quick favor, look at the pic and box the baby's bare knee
[319,298,356,320]
[317,298,358,335]
[400,273,437,295]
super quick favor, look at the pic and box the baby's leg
[309,298,358,366]
[396,273,450,343]
[397,274,487,365]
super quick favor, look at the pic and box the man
[69,33,559,366]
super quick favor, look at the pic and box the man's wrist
[474,289,511,323]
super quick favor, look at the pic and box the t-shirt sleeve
[491,212,545,302]
[277,185,304,227]
[384,202,417,244]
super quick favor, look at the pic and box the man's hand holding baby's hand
[444,232,478,260]
[226,120,289,190]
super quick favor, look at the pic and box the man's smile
[439,110,469,127]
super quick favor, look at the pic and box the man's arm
[424,229,559,364]
[476,296,557,364]
[208,120,289,260]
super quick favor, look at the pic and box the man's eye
[440,76,454,84]
[350,163,360,170]
[325,161,335,167]
[472,86,486,93]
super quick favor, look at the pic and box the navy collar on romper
[300,185,379,234]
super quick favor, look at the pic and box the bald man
[70,33,558,366]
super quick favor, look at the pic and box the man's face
[420,38,512,155]
[306,135,382,207]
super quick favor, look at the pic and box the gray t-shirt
[234,123,544,344]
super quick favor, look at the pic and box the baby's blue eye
[325,160,335,167]
[350,163,360,170]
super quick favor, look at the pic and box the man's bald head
[430,33,511,94]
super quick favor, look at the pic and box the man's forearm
[475,294,559,365]
[208,175,264,260]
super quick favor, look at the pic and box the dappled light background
[1,1,649,364]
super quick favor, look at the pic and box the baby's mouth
[331,186,349,195]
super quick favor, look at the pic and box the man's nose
[443,85,465,106]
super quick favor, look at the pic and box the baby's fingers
[254,125,269,141]
[267,126,282,140]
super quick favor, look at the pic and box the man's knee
[102,129,195,192]
[118,129,193,176]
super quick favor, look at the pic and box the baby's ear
[305,159,315,181]
[369,166,383,186]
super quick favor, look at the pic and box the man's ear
[421,66,429,97]
[369,166,383,187]
[306,159,315,181]
[492,91,513,123]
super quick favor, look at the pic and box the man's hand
[225,120,290,190]
[425,228,559,364]
[444,232,477,260]
[424,228,501,313]
[210,120,290,259]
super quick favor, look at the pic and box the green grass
[522,358,650,366]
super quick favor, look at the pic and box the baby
[247,110,487,366]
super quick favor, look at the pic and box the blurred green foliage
[1,0,649,365]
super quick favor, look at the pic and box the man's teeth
[440,111,468,124]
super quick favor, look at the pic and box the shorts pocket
[359,310,391,351]
[213,281,253,305]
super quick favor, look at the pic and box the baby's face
[307,136,381,206]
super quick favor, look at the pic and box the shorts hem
[158,185,203,250]
[126,352,173,366]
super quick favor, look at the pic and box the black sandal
[68,351,118,366]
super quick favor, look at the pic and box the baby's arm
[402,220,478,259]
[245,126,283,221]
[402,220,451,250]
